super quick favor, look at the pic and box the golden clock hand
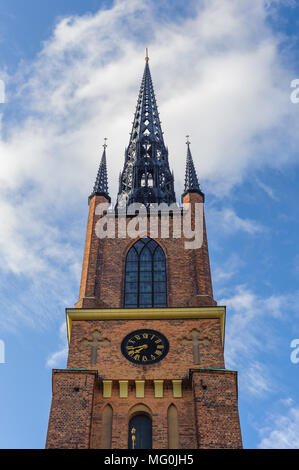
[133,345,149,353]
[127,344,148,351]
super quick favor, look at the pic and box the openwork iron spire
[116,52,176,209]
[90,138,110,201]
[183,136,204,199]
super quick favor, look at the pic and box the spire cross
[181,329,211,365]
[80,331,111,365]
[103,137,108,149]
[186,135,191,145]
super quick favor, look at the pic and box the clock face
[121,329,169,365]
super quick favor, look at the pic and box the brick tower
[46,53,242,449]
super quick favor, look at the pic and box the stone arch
[128,403,152,420]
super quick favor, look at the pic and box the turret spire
[183,136,204,200]
[90,138,110,202]
[116,54,176,209]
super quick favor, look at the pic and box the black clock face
[121,329,169,365]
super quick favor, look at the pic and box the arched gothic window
[148,174,154,187]
[124,238,167,308]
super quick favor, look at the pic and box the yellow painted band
[65,306,226,346]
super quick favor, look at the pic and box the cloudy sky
[0,0,299,449]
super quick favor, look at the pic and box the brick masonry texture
[192,370,243,449]
[90,380,198,449]
[67,318,225,378]
[46,192,243,449]
[46,368,242,449]
[75,193,216,309]
[46,370,97,449]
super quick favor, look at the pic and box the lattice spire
[116,51,176,209]
[128,53,164,146]
[90,138,110,201]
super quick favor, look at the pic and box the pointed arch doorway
[128,414,152,449]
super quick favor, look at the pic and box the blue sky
[0,0,299,449]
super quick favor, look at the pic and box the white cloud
[256,178,278,200]
[258,405,299,449]
[280,397,294,407]
[220,285,293,397]
[0,0,298,329]
[212,253,243,285]
[209,207,265,235]
[46,322,68,368]
[46,347,68,369]
[243,361,272,397]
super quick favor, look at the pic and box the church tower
[46,53,242,449]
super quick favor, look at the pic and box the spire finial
[186,135,191,145]
[145,48,149,62]
[103,137,108,149]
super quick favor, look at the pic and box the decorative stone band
[65,306,226,346]
[51,370,185,399]
[101,379,182,399]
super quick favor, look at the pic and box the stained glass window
[124,238,167,308]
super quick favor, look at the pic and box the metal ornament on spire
[116,53,176,209]
[89,138,110,202]
[145,48,149,62]
[183,136,204,200]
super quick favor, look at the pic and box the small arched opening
[128,404,152,449]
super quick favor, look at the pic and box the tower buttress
[76,141,111,309]
[180,135,215,305]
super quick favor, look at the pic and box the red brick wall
[46,368,242,449]
[46,190,243,449]
[75,193,216,309]
[192,370,243,449]
[67,318,225,377]
[90,380,197,449]
[46,370,96,449]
